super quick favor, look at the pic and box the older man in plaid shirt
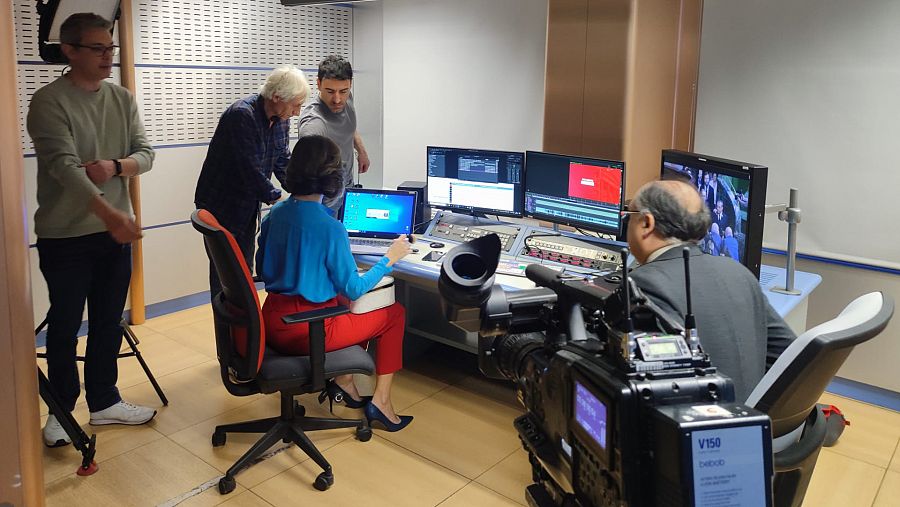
[195,66,310,298]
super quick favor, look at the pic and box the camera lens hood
[438,234,502,308]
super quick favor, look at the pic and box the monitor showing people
[660,150,768,277]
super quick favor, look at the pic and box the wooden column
[0,1,45,505]
[544,0,703,198]
[118,0,145,324]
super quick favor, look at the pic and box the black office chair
[745,291,894,507]
[191,209,374,495]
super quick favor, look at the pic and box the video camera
[438,234,775,506]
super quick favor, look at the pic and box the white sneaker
[43,415,72,448]
[89,400,156,426]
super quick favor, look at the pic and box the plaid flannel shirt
[194,94,289,235]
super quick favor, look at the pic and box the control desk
[422,210,628,275]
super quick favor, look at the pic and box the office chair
[746,291,894,507]
[191,210,374,494]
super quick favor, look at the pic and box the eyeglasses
[69,44,120,57]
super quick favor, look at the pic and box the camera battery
[651,403,773,507]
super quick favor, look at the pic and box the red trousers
[262,292,405,375]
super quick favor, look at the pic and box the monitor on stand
[524,151,626,237]
[426,146,525,221]
[660,149,768,279]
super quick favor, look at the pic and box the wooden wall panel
[544,0,703,198]
[542,0,588,155]
[0,2,44,505]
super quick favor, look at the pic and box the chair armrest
[281,305,350,324]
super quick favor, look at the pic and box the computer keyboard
[349,238,391,247]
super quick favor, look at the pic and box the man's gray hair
[259,66,310,102]
[632,182,711,241]
[59,13,112,45]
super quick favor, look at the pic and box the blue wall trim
[826,376,900,413]
[34,282,264,348]
[763,247,900,276]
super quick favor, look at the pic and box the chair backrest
[747,292,894,441]
[191,209,265,381]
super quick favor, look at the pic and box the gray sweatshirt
[26,76,154,238]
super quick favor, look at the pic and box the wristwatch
[113,159,122,176]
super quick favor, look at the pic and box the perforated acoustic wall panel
[135,1,351,66]
[135,68,317,146]
[134,0,351,148]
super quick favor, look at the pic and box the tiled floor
[38,301,900,506]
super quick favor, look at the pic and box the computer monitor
[426,146,525,217]
[660,149,768,278]
[524,151,626,236]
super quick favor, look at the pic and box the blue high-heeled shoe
[364,401,413,432]
[318,380,371,411]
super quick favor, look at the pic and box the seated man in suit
[723,226,741,261]
[623,180,795,401]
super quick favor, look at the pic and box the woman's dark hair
[284,135,344,198]
[318,55,353,81]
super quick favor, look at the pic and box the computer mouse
[429,242,445,249]
[411,248,419,254]
[407,234,415,243]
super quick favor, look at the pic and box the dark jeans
[37,232,132,413]
[206,214,257,300]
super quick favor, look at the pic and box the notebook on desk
[340,188,417,255]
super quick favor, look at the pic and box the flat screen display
[341,189,416,237]
[574,380,608,450]
[525,151,626,235]
[426,146,525,217]
[660,150,768,278]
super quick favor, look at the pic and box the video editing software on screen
[426,147,524,216]
[525,151,625,235]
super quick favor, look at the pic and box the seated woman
[256,135,413,432]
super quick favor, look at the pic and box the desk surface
[357,238,822,319]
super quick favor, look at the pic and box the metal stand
[766,188,802,295]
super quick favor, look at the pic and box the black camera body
[439,235,773,507]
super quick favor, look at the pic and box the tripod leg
[120,320,168,406]
[38,366,98,475]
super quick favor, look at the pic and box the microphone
[682,246,699,351]
[620,248,633,332]
[525,263,562,289]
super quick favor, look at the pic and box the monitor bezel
[523,150,627,236]
[660,149,768,279]
[425,145,526,218]
[339,187,418,239]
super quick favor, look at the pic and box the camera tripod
[35,318,168,475]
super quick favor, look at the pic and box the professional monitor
[660,149,768,278]
[524,151,626,236]
[426,146,525,217]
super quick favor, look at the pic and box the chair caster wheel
[314,472,334,491]
[212,431,226,447]
[218,476,236,494]
[356,426,372,442]
[294,401,306,417]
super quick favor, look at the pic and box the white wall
[380,0,549,189]
[353,1,385,188]
[696,1,900,392]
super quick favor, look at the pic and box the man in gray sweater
[27,13,156,447]
[623,180,796,401]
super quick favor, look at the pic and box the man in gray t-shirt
[297,55,370,214]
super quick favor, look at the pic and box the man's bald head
[631,180,711,242]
